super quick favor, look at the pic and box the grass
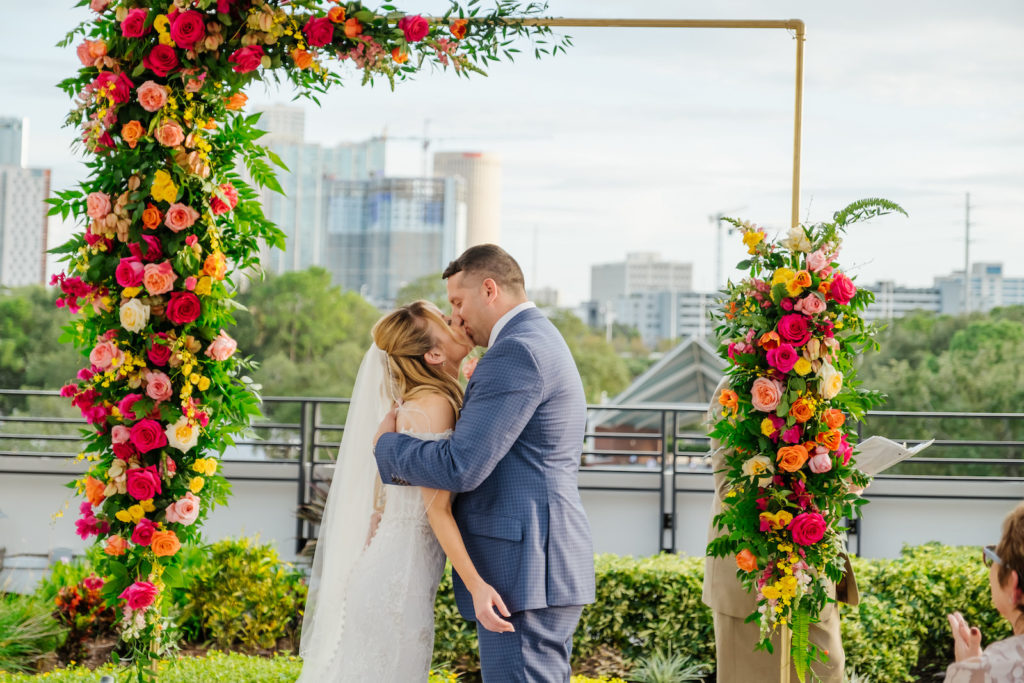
[0,594,65,675]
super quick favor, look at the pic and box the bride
[297,300,512,681]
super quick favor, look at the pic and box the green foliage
[179,538,306,652]
[0,594,66,675]
[547,310,632,403]
[629,647,708,683]
[395,272,450,310]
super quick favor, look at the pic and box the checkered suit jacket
[375,307,596,618]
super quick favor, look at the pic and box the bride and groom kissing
[297,244,596,682]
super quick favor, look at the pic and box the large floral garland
[48,0,564,675]
[706,199,905,678]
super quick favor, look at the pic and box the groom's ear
[481,277,499,303]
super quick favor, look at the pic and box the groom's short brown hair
[443,244,526,294]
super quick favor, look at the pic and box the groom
[373,244,595,682]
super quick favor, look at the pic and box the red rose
[210,183,239,215]
[170,10,206,50]
[94,72,134,104]
[129,418,167,454]
[129,235,163,263]
[398,15,430,42]
[229,45,264,74]
[788,511,827,546]
[112,441,137,461]
[121,8,150,38]
[829,273,857,305]
[126,465,162,501]
[147,340,172,366]
[303,16,334,47]
[166,292,201,325]
[776,313,812,346]
[143,44,179,77]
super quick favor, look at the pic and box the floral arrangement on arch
[706,199,905,678]
[48,0,566,676]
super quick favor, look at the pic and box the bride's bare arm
[397,395,514,633]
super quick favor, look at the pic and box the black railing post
[295,399,315,555]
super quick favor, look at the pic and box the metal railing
[3,389,1023,554]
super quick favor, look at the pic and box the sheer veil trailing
[298,345,394,670]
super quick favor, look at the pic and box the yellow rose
[742,230,764,254]
[190,476,205,493]
[150,170,178,204]
[760,417,777,437]
[793,358,812,376]
[771,267,795,287]
[195,276,212,296]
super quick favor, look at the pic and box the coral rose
[736,548,758,572]
[164,202,199,232]
[343,17,362,38]
[142,260,177,296]
[292,48,314,69]
[154,120,185,147]
[150,529,181,557]
[86,192,111,219]
[84,476,106,506]
[89,340,121,370]
[136,81,168,112]
[750,377,784,413]
[205,329,237,361]
[120,120,144,149]
[104,535,127,556]
[776,444,809,472]
[788,512,827,546]
[144,370,173,402]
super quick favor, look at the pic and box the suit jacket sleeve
[374,338,544,493]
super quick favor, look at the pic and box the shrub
[51,574,115,664]
[0,593,66,675]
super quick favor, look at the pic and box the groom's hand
[372,406,399,450]
[472,583,514,633]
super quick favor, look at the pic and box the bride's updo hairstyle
[372,300,463,419]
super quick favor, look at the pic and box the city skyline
[1,0,1021,305]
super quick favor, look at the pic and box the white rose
[782,226,813,253]
[741,455,774,487]
[818,361,844,400]
[119,298,151,333]
[165,416,199,453]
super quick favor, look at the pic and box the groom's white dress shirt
[487,301,536,348]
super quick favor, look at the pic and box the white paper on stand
[854,435,935,476]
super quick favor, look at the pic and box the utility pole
[710,206,747,291]
[964,192,971,315]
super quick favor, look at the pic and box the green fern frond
[831,198,907,228]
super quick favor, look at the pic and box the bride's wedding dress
[298,347,450,682]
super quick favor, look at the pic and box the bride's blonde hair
[372,300,463,419]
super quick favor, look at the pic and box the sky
[2,0,1022,306]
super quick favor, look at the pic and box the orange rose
[88,39,108,59]
[736,548,758,572]
[776,445,809,472]
[327,5,346,23]
[759,331,781,349]
[816,429,842,451]
[224,92,248,111]
[793,270,812,288]
[391,47,409,64]
[120,119,144,149]
[203,252,227,280]
[141,203,162,230]
[84,475,106,506]
[344,17,362,37]
[104,535,127,556]
[789,398,814,424]
[150,529,181,557]
[824,408,845,430]
[292,48,313,70]
[450,18,468,39]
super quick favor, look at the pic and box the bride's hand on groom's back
[470,582,515,633]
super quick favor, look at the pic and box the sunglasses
[983,544,1002,568]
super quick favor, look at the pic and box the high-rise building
[860,281,941,323]
[0,166,50,287]
[590,252,693,304]
[0,118,26,167]
[934,263,1024,315]
[323,177,466,305]
[433,152,500,247]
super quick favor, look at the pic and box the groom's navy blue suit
[374,307,595,682]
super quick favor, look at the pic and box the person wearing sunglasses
[946,502,1024,682]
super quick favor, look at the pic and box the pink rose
[204,329,237,361]
[86,192,111,219]
[766,343,798,373]
[210,183,239,215]
[76,41,95,67]
[777,314,812,346]
[398,15,430,42]
[781,425,802,444]
[166,292,202,325]
[164,203,199,232]
[90,0,110,11]
[130,418,167,454]
[154,120,185,147]
[121,8,149,38]
[143,44,179,77]
[115,256,145,288]
[144,370,173,402]
[111,425,131,444]
[119,581,158,610]
[830,273,857,305]
[303,16,334,47]
[89,340,122,370]
[788,512,827,546]
[169,10,206,49]
[229,45,264,73]
[142,260,177,296]
[126,465,162,501]
[806,248,830,273]
[837,434,853,466]
[750,377,784,413]
[462,356,479,381]
[808,450,833,474]
[794,294,827,317]
[165,492,201,526]
[136,81,168,112]
[118,393,142,421]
